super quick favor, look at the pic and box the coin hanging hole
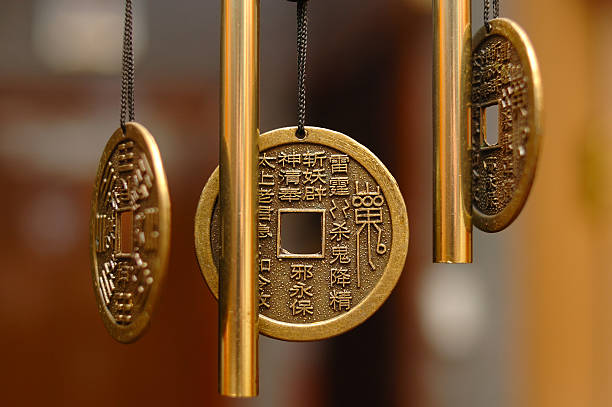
[483,104,499,146]
[296,127,307,140]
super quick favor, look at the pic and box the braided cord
[120,0,135,132]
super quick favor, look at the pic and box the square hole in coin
[482,103,500,146]
[277,209,325,259]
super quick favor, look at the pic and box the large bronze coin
[195,127,408,341]
[472,18,543,232]
[90,122,170,343]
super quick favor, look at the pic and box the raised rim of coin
[472,18,543,232]
[194,126,409,341]
[89,122,171,343]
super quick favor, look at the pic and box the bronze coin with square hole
[90,123,171,343]
[195,127,409,341]
[472,18,543,232]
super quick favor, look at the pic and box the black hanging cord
[120,0,135,133]
[484,0,500,32]
[296,0,308,138]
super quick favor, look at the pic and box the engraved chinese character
[259,205,273,222]
[290,299,314,316]
[331,246,350,264]
[279,187,302,202]
[112,179,135,211]
[260,293,271,309]
[289,281,314,298]
[331,268,351,288]
[330,154,349,174]
[95,213,112,253]
[259,189,275,204]
[304,186,327,201]
[329,177,350,196]
[132,155,154,200]
[278,152,301,167]
[258,223,272,239]
[259,153,276,168]
[259,273,271,291]
[290,264,314,281]
[329,289,352,311]
[99,164,115,202]
[352,181,387,287]
[303,168,327,184]
[302,151,327,167]
[280,169,302,185]
[498,41,512,62]
[260,258,271,273]
[259,172,275,187]
[330,221,351,241]
[117,141,135,172]
[330,199,351,219]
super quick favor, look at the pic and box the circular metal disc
[195,127,409,341]
[472,18,543,232]
[90,122,171,343]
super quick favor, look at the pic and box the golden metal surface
[219,0,259,397]
[471,18,543,232]
[89,122,171,343]
[195,127,409,341]
[433,0,472,263]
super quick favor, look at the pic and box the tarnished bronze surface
[195,127,409,341]
[472,18,543,232]
[90,122,170,343]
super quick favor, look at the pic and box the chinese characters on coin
[471,19,542,231]
[248,144,392,323]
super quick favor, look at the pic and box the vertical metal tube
[219,0,259,397]
[433,0,472,263]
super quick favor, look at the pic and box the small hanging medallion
[471,18,543,232]
[90,123,170,343]
[89,0,170,343]
[195,127,409,341]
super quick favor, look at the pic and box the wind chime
[88,0,542,398]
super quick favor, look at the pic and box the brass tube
[219,0,259,397]
[433,0,472,263]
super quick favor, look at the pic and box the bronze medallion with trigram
[90,123,170,343]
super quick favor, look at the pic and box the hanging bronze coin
[195,126,409,341]
[471,18,543,232]
[90,123,170,343]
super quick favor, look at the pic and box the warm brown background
[0,1,610,406]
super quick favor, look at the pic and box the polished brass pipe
[433,0,472,263]
[219,0,259,397]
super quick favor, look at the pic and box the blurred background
[0,0,611,406]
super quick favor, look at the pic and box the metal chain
[120,0,135,132]
[484,0,500,31]
[296,0,308,138]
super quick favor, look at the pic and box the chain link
[296,0,308,138]
[120,0,135,132]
